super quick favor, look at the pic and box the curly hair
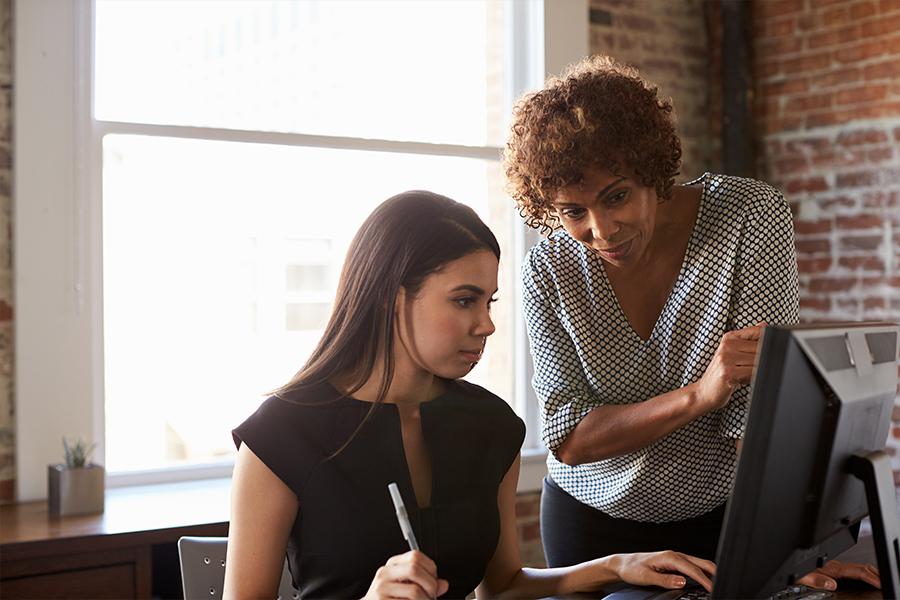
[503,55,682,233]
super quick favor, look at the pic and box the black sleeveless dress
[232,379,525,599]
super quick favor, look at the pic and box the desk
[0,479,231,599]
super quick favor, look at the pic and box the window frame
[14,0,587,500]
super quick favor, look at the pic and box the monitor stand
[847,450,900,599]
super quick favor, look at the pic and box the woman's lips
[595,238,633,261]
[460,350,483,363]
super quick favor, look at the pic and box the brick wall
[752,0,900,474]
[0,0,13,504]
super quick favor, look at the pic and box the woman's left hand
[797,560,881,591]
[611,551,717,592]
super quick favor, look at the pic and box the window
[15,0,587,498]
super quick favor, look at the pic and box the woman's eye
[561,208,585,220]
[454,297,475,308]
[606,190,628,206]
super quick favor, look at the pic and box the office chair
[177,536,299,600]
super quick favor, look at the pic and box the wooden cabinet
[1,479,230,599]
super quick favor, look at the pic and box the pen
[388,482,420,551]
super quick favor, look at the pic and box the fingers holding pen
[365,551,449,600]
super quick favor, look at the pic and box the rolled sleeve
[522,248,600,454]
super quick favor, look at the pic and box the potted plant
[47,437,104,516]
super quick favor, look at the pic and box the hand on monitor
[796,559,881,591]
[692,324,765,411]
[608,550,716,592]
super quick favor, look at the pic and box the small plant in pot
[48,437,104,516]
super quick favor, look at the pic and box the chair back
[177,536,299,600]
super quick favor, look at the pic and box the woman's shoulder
[699,173,789,216]
[525,229,582,265]
[701,173,786,206]
[444,380,525,431]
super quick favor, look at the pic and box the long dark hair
[274,190,500,448]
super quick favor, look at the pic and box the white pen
[388,482,420,551]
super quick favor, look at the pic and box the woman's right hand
[693,324,765,412]
[610,550,717,592]
[363,551,449,600]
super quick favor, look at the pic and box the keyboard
[600,583,834,600]
[674,584,832,600]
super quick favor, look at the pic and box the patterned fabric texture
[522,173,800,522]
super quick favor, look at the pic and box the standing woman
[503,56,800,564]
[224,190,717,600]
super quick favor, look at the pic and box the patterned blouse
[522,173,799,522]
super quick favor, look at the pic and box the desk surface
[0,478,231,560]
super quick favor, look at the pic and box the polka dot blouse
[522,173,800,522]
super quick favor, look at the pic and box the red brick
[797,257,833,272]
[757,61,782,79]
[863,58,900,81]
[851,1,879,19]
[836,170,879,188]
[864,297,887,310]
[794,219,832,234]
[818,196,858,211]
[784,52,833,74]
[809,25,861,50]
[836,84,889,105]
[520,521,541,542]
[800,297,831,312]
[837,298,861,312]
[762,0,805,18]
[796,238,832,254]
[839,235,884,251]
[861,12,900,36]
[808,277,857,292]
[785,137,831,154]
[515,497,539,518]
[880,0,900,13]
[812,150,867,168]
[837,129,889,146]
[862,190,899,208]
[775,156,810,174]
[839,256,886,271]
[785,176,830,194]
[784,93,834,113]
[821,5,849,27]
[835,41,887,63]
[867,147,894,162]
[836,214,884,230]
[806,110,860,129]
[762,78,810,97]
[797,13,818,30]
[810,66,862,90]
[757,35,804,58]
[619,14,658,32]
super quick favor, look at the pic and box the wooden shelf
[1,478,231,599]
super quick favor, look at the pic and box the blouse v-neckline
[327,382,453,511]
[594,173,708,345]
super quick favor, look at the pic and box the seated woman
[224,190,716,599]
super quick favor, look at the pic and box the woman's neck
[332,356,446,408]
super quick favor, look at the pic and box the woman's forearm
[482,557,621,599]
[555,383,709,466]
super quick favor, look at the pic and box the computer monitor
[712,322,900,599]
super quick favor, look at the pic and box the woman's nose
[475,309,496,338]
[587,210,618,243]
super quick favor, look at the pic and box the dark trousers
[540,476,725,567]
